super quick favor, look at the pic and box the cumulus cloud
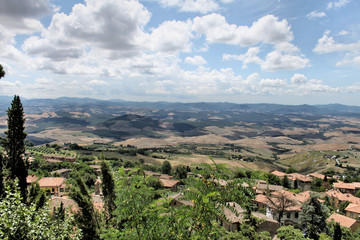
[313,31,360,53]
[185,55,207,65]
[192,14,293,46]
[313,31,360,67]
[150,20,193,52]
[223,43,309,71]
[306,11,326,19]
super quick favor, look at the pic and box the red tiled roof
[271,171,286,177]
[345,203,360,214]
[38,177,65,188]
[326,189,360,205]
[309,173,326,180]
[159,179,180,188]
[334,182,356,190]
[26,175,39,184]
[287,173,312,182]
[327,213,358,228]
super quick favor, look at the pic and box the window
[287,212,291,218]
[295,212,299,218]
[60,188,64,192]
[52,188,55,192]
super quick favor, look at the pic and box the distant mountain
[0,96,360,116]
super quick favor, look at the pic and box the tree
[162,160,172,174]
[101,161,116,223]
[267,191,297,224]
[1,95,28,201]
[0,184,81,240]
[333,222,342,240]
[286,166,296,174]
[0,64,5,79]
[70,174,99,240]
[282,175,291,189]
[299,194,330,240]
[277,225,310,240]
[0,154,3,198]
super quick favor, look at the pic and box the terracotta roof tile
[345,203,360,214]
[159,179,180,188]
[26,175,39,184]
[38,177,65,188]
[271,171,286,177]
[327,213,358,228]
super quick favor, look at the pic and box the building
[271,170,287,179]
[220,202,279,236]
[308,172,326,180]
[26,174,39,187]
[287,173,313,191]
[327,213,360,232]
[50,169,72,178]
[326,189,360,209]
[333,182,360,196]
[345,203,360,220]
[159,179,180,192]
[43,155,76,163]
[38,177,67,196]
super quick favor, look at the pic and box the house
[144,170,161,177]
[254,183,283,194]
[220,202,280,236]
[287,173,313,191]
[43,155,76,163]
[333,182,360,196]
[271,170,287,179]
[308,172,326,180]
[254,190,308,228]
[49,197,78,213]
[50,169,72,178]
[159,179,180,192]
[169,193,194,207]
[345,203,360,220]
[326,189,360,209]
[38,177,66,196]
[26,174,39,187]
[327,213,360,232]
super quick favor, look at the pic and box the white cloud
[185,55,207,65]
[313,31,360,54]
[313,31,360,67]
[291,73,307,84]
[223,47,262,68]
[89,80,110,85]
[338,30,349,35]
[150,20,193,52]
[306,11,326,19]
[327,0,351,10]
[192,14,293,46]
[223,43,309,71]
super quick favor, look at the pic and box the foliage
[311,178,326,192]
[282,175,290,189]
[70,174,100,240]
[175,165,188,179]
[0,154,3,198]
[0,64,5,79]
[0,184,81,240]
[1,95,28,201]
[285,166,296,174]
[101,160,116,222]
[338,201,350,214]
[277,225,310,240]
[162,160,172,174]
[28,182,46,210]
[299,193,330,240]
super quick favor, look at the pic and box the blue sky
[0,0,359,105]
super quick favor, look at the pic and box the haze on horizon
[0,0,359,105]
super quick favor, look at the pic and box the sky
[0,0,359,105]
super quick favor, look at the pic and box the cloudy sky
[0,0,359,105]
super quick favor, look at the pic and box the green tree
[0,184,81,240]
[282,175,291,188]
[333,222,342,240]
[338,201,350,214]
[101,160,116,223]
[299,194,330,240]
[286,166,296,174]
[28,182,46,210]
[162,160,172,174]
[0,154,3,198]
[0,64,5,79]
[1,95,28,201]
[277,225,310,240]
[70,174,99,240]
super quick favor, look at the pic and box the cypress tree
[100,160,116,223]
[2,95,28,201]
[0,154,3,198]
[0,64,5,79]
